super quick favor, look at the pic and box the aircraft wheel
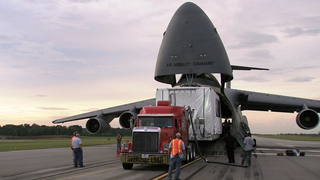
[122,163,133,170]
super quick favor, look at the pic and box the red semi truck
[120,100,194,170]
[120,87,222,170]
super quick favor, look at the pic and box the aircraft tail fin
[231,65,269,71]
[225,65,269,89]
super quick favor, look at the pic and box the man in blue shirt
[72,133,84,167]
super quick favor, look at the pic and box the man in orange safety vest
[71,131,77,165]
[168,133,186,180]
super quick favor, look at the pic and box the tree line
[0,123,132,137]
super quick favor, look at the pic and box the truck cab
[120,101,189,170]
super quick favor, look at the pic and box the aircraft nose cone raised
[155,2,233,85]
[174,2,204,15]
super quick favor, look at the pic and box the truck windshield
[138,117,173,128]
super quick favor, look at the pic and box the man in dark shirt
[224,131,235,163]
[116,133,122,159]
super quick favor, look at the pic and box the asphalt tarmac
[0,136,320,180]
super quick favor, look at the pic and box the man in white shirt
[241,132,255,167]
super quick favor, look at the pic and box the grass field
[0,136,132,152]
[256,134,320,141]
[1,135,319,152]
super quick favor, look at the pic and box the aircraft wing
[225,89,320,113]
[52,98,156,124]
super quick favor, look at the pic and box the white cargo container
[156,87,222,141]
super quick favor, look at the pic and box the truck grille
[133,132,159,153]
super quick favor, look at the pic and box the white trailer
[156,87,222,141]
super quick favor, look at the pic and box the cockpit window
[138,117,173,128]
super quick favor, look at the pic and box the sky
[1,0,320,134]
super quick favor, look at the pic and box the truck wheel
[165,165,169,172]
[184,149,189,163]
[191,143,196,161]
[188,148,192,162]
[189,151,192,162]
[122,163,133,170]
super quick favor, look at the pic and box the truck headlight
[163,144,169,151]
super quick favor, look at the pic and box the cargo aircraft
[53,2,320,148]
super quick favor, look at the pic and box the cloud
[246,49,275,60]
[0,0,320,134]
[36,95,47,97]
[282,15,320,37]
[229,31,278,49]
[283,27,320,37]
[246,49,272,58]
[288,76,315,82]
[238,75,269,82]
[37,107,69,111]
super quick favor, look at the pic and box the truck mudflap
[121,153,169,165]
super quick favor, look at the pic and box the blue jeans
[74,148,83,167]
[168,156,182,180]
[117,143,121,153]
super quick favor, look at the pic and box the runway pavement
[1,136,320,180]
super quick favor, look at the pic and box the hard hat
[176,133,182,137]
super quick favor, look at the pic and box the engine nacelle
[119,110,137,129]
[86,116,111,134]
[296,109,319,130]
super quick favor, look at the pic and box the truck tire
[188,149,192,162]
[122,163,133,170]
[165,165,169,172]
[191,143,196,161]
[184,149,189,163]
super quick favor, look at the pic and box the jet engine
[86,113,113,134]
[119,108,138,129]
[296,109,319,130]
